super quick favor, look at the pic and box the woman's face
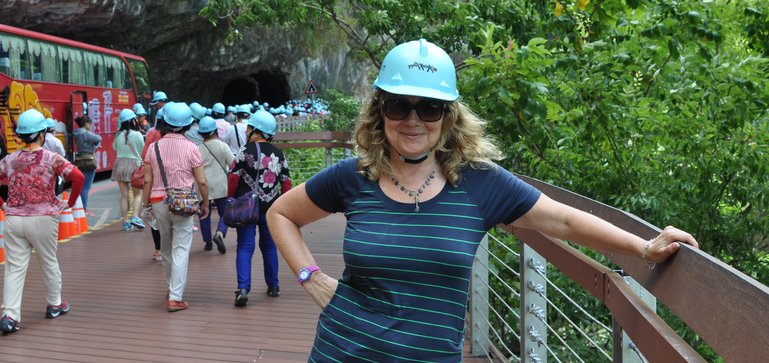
[382,95,445,159]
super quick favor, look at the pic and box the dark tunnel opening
[220,70,291,108]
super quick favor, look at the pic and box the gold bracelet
[642,239,657,270]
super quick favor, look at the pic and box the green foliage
[320,89,360,132]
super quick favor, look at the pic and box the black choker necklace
[400,151,430,164]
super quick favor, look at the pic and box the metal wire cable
[471,303,520,360]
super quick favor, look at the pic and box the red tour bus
[0,24,152,172]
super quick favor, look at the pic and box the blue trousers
[235,211,279,291]
[198,197,229,244]
[81,169,96,211]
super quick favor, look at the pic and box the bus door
[69,91,86,161]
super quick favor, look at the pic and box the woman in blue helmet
[141,102,209,312]
[0,109,84,334]
[229,110,292,306]
[267,39,700,361]
[196,116,233,253]
[112,109,146,231]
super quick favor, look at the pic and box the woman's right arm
[267,183,337,308]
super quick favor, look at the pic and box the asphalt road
[81,172,126,229]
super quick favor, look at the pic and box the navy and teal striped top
[305,157,541,362]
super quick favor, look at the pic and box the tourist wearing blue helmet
[195,116,233,254]
[112,108,146,231]
[0,109,85,335]
[211,102,231,140]
[229,110,292,306]
[183,102,206,145]
[149,91,169,127]
[42,118,66,157]
[267,39,700,361]
[222,104,250,155]
[141,102,209,313]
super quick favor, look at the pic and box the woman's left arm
[512,194,699,263]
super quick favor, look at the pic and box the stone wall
[1,0,373,106]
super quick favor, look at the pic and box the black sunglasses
[382,98,446,122]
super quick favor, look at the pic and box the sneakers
[0,315,19,334]
[267,286,280,297]
[234,288,249,307]
[153,252,162,261]
[122,222,133,231]
[131,216,146,229]
[85,210,96,217]
[212,232,226,254]
[166,300,189,312]
[46,300,70,319]
[204,243,213,251]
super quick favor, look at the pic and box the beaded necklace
[391,169,436,212]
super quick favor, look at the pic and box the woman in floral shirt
[0,109,84,334]
[228,110,291,307]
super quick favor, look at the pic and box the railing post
[521,244,547,363]
[325,147,332,167]
[470,234,490,356]
[613,276,656,363]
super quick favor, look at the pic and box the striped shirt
[143,133,203,199]
[305,157,541,362]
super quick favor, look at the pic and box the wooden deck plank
[0,213,494,361]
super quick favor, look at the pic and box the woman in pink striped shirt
[141,102,209,313]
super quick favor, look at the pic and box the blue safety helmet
[190,102,206,120]
[247,110,277,136]
[16,109,48,134]
[164,102,194,127]
[197,116,217,134]
[118,109,137,124]
[132,103,147,116]
[45,118,57,130]
[236,104,251,116]
[212,103,226,115]
[227,106,236,113]
[372,38,459,101]
[149,91,168,105]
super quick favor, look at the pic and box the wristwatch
[297,265,320,285]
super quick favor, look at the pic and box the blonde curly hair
[354,89,503,186]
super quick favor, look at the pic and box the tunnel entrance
[220,69,291,108]
[255,69,290,107]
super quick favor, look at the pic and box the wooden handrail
[513,174,769,362]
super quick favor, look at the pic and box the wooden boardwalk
[0,213,491,362]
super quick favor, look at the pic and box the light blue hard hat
[118,109,137,124]
[16,109,48,134]
[236,104,251,115]
[247,110,277,136]
[372,38,459,101]
[46,118,57,130]
[212,103,226,114]
[190,102,206,120]
[198,116,217,134]
[227,106,237,113]
[132,103,147,116]
[150,91,168,105]
[164,102,194,127]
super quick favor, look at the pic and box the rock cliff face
[1,0,373,106]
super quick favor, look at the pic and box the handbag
[129,141,144,188]
[74,152,96,170]
[155,141,201,216]
[223,142,261,227]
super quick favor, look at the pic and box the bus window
[60,45,84,85]
[27,39,61,83]
[104,54,126,89]
[83,50,105,87]
[126,58,151,100]
[0,33,29,79]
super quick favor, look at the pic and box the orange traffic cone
[73,196,88,234]
[0,209,5,264]
[58,208,76,241]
